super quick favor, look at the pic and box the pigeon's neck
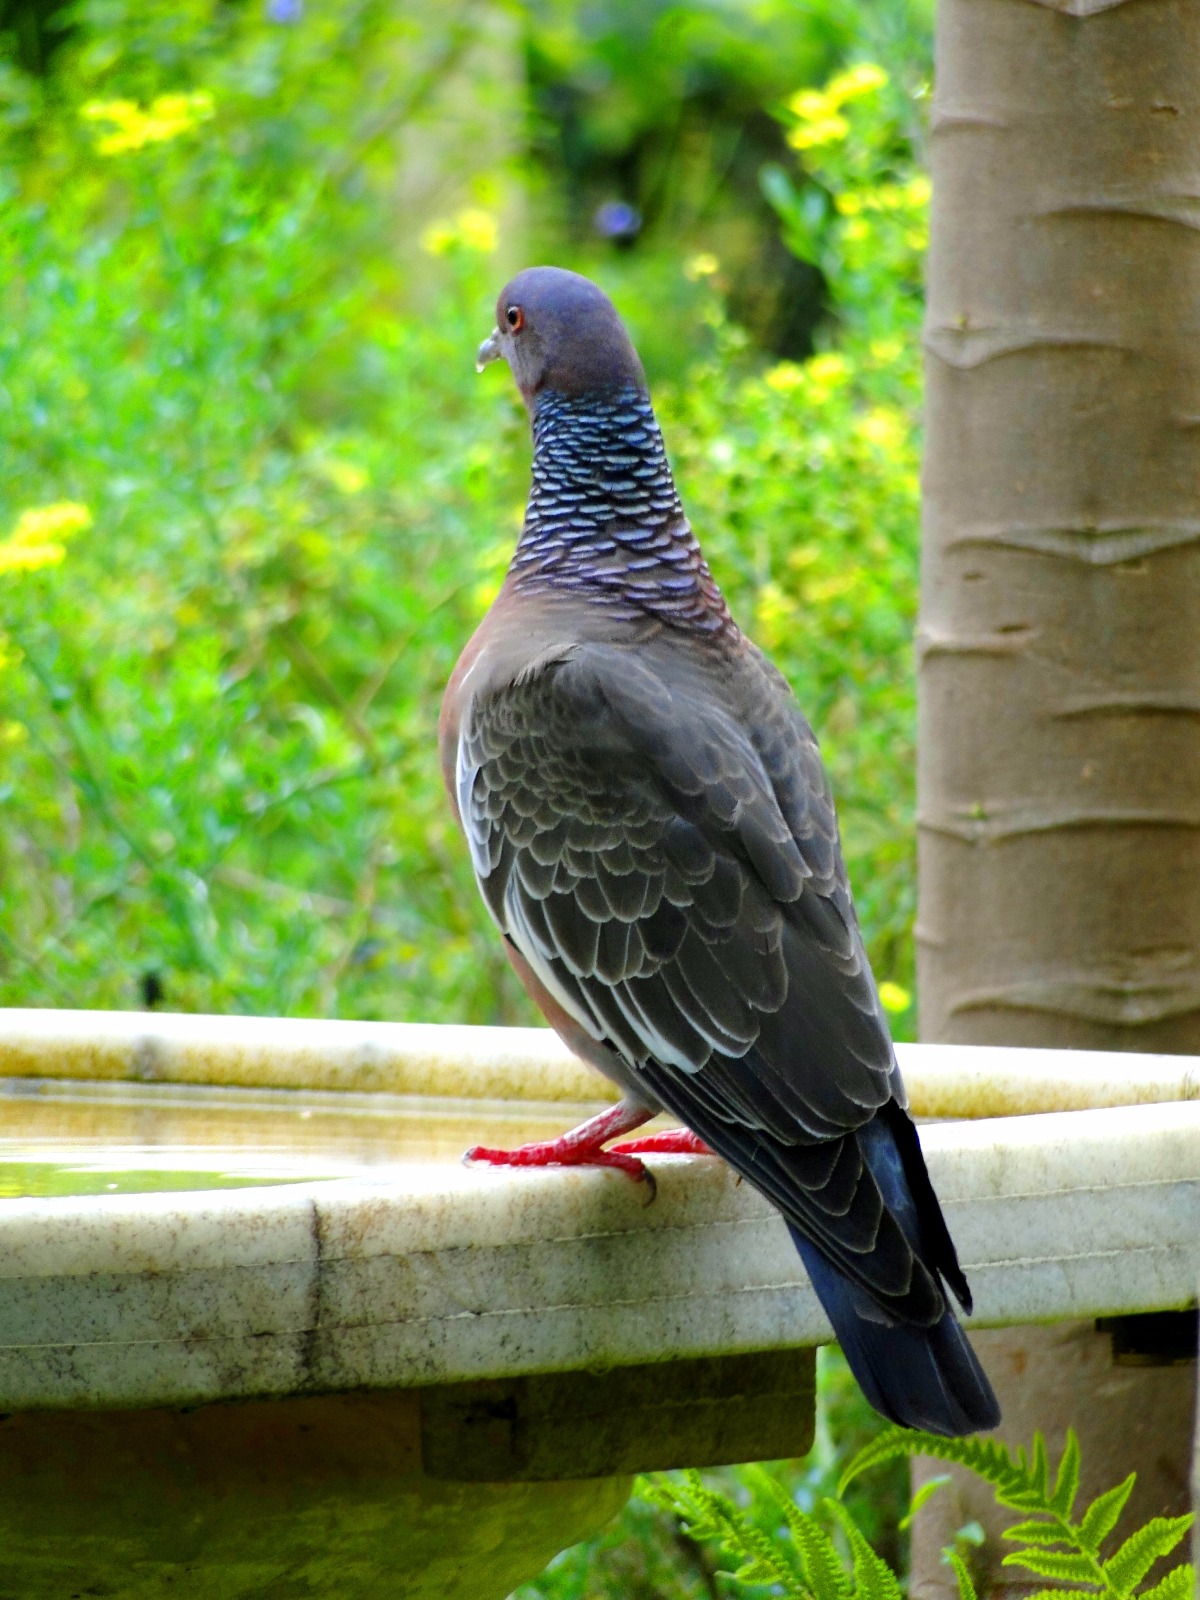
[509,386,734,637]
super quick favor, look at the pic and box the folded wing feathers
[458,641,939,1321]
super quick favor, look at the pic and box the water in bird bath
[0,1149,352,1197]
[0,1071,624,1195]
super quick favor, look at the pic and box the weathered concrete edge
[0,1101,1192,1410]
[0,1010,1198,1115]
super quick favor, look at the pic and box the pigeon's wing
[456,637,960,1328]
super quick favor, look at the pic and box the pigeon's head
[476,266,646,406]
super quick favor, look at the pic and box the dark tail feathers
[790,1228,1000,1436]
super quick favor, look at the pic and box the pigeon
[440,266,1000,1436]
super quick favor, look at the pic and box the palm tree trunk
[914,0,1200,1591]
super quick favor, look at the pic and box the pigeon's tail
[788,1228,1001,1437]
[786,1101,999,1437]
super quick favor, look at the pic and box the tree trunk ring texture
[915,0,1199,1594]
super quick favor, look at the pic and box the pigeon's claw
[465,1138,651,1184]
[609,1129,713,1157]
[462,1098,659,1191]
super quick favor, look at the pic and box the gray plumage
[442,266,999,1435]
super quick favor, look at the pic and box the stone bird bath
[0,1010,1195,1598]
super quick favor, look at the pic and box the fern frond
[942,1548,978,1600]
[1138,1563,1195,1600]
[1050,1430,1081,1518]
[839,1426,1029,1503]
[826,1500,903,1600]
[735,1552,789,1584]
[653,1422,1189,1600]
[1001,1519,1075,1548]
[1000,1547,1105,1585]
[640,1472,724,1542]
[646,1470,809,1598]
[1078,1477,1137,1555]
[758,1476,852,1600]
[790,1507,854,1600]
[900,1474,951,1532]
[1103,1516,1195,1599]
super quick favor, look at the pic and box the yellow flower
[878,981,911,1015]
[826,63,888,104]
[786,63,886,149]
[807,353,848,384]
[315,459,369,495]
[764,362,805,393]
[788,111,849,151]
[684,252,720,281]
[804,352,850,402]
[81,91,214,156]
[856,406,909,456]
[420,208,498,257]
[0,501,92,574]
[788,89,831,121]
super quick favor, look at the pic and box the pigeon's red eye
[505,305,525,332]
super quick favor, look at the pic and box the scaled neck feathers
[508,385,734,637]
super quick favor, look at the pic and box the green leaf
[900,1475,951,1531]
[1103,1517,1195,1599]
[1001,1549,1103,1585]
[838,1428,1022,1499]
[763,1487,852,1600]
[1139,1563,1196,1600]
[1030,1433,1050,1501]
[942,1548,977,1600]
[1050,1429,1081,1518]
[792,1510,854,1600]
[1001,1519,1074,1548]
[826,1500,903,1600]
[735,1555,786,1583]
[838,1426,919,1494]
[677,1513,725,1542]
[1077,1476,1137,1555]
[999,1489,1055,1513]
[644,1473,726,1543]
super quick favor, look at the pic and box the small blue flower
[593,201,642,242]
[266,0,303,21]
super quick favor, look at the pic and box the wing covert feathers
[454,632,979,1350]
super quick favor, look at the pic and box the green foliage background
[0,0,930,1038]
[0,5,1051,1597]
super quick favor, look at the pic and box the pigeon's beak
[476,328,502,373]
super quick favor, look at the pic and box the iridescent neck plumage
[508,386,733,635]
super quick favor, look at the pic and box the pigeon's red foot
[465,1137,651,1182]
[610,1129,713,1157]
[463,1100,657,1185]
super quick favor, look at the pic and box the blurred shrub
[661,63,927,1027]
[0,10,927,1034]
[0,0,534,1018]
[522,0,932,363]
